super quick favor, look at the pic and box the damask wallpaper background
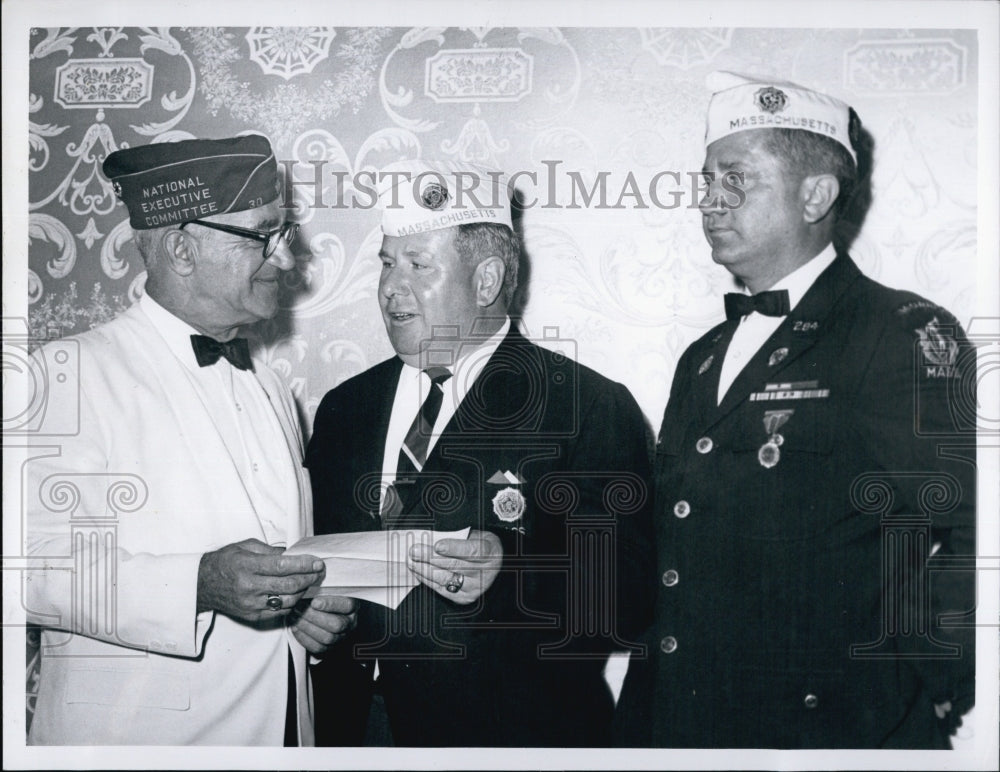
[27,26,979,430]
[22,25,983,741]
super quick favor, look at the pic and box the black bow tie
[190,334,254,371]
[724,289,791,320]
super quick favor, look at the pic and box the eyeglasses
[181,219,299,259]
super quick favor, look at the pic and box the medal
[768,347,789,367]
[758,409,793,468]
[758,442,780,468]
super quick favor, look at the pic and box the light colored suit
[25,302,314,745]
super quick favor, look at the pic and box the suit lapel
[689,320,739,427]
[122,306,264,534]
[393,329,528,526]
[706,255,862,431]
[255,368,310,541]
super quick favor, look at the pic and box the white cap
[377,159,513,238]
[705,71,857,164]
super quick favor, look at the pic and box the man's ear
[161,229,198,277]
[800,174,840,224]
[474,256,505,308]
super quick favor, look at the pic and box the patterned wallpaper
[27,26,979,432]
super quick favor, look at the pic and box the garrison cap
[377,159,513,238]
[705,71,858,164]
[103,135,279,230]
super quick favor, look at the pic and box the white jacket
[25,302,314,745]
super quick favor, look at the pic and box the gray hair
[132,225,171,267]
[760,128,858,216]
[452,222,520,309]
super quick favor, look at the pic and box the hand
[288,595,359,655]
[934,700,952,720]
[407,529,503,605]
[197,539,325,622]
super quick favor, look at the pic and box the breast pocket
[729,398,841,540]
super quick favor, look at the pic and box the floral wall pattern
[28,26,979,430]
[24,26,981,739]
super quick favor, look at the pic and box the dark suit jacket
[616,254,976,749]
[307,328,655,747]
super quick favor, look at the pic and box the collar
[140,293,204,372]
[397,316,511,402]
[762,243,838,312]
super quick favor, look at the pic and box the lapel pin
[768,347,789,367]
[488,469,525,485]
[493,487,526,523]
[698,354,714,375]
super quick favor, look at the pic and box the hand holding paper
[288,594,358,655]
[407,529,503,604]
[284,528,471,609]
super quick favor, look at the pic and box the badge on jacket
[488,470,526,527]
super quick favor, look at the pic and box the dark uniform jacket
[306,328,655,747]
[616,254,976,749]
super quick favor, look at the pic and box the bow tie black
[190,334,254,371]
[724,289,791,320]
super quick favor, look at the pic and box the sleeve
[854,303,976,712]
[24,344,212,658]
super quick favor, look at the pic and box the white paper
[284,528,471,609]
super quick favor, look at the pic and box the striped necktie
[381,367,452,525]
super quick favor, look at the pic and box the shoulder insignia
[916,316,959,368]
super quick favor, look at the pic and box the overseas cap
[705,71,857,164]
[103,135,279,230]
[378,159,513,238]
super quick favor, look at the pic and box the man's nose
[379,265,409,298]
[266,237,296,271]
[698,174,724,213]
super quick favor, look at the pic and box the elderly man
[306,160,654,747]
[25,136,356,745]
[615,72,977,749]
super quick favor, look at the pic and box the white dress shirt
[379,317,511,511]
[140,294,300,546]
[717,244,837,404]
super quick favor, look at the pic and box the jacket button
[660,636,678,654]
[696,437,713,454]
[662,569,679,587]
[804,693,819,709]
[673,500,690,518]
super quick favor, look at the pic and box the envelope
[284,528,471,609]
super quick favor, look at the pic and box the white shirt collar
[398,316,511,404]
[140,292,204,371]
[766,243,838,312]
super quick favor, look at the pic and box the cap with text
[378,159,513,238]
[705,71,857,164]
[103,135,279,230]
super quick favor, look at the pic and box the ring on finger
[266,594,282,611]
[445,573,464,593]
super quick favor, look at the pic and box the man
[615,72,977,749]
[306,160,654,747]
[25,136,356,745]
